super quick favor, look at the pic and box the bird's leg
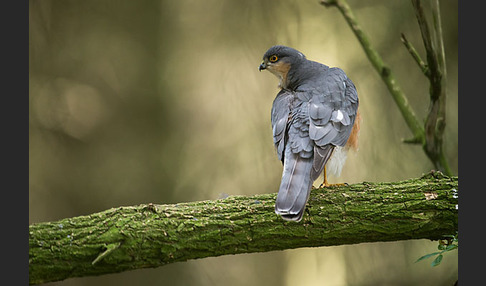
[319,166,348,188]
[319,167,330,188]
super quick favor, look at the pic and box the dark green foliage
[416,232,458,267]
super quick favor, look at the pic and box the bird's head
[259,45,306,88]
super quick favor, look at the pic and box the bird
[259,45,360,222]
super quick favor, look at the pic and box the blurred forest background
[29,0,458,285]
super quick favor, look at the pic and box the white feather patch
[336,110,344,121]
[326,146,348,178]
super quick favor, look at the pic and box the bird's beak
[259,61,266,71]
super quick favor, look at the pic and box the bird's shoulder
[302,64,346,86]
[293,64,357,102]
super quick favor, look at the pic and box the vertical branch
[411,0,451,175]
[432,0,447,78]
[321,0,453,175]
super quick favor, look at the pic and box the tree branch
[400,33,430,77]
[320,0,425,144]
[410,0,451,175]
[320,0,453,175]
[29,172,458,285]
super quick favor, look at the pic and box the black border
[457,0,480,285]
[4,0,29,284]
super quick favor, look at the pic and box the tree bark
[29,171,458,285]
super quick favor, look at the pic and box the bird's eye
[269,55,278,62]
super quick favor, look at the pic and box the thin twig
[400,33,430,78]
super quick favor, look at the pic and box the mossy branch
[29,172,458,285]
[320,0,452,175]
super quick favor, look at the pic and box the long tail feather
[275,147,314,222]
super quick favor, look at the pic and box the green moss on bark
[29,172,458,285]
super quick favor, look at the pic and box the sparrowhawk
[259,45,360,222]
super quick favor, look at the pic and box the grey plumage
[275,142,313,222]
[261,45,359,222]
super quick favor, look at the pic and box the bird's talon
[319,182,348,188]
[329,182,348,187]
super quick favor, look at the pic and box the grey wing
[287,100,313,159]
[271,89,293,162]
[274,92,314,222]
[306,67,359,180]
